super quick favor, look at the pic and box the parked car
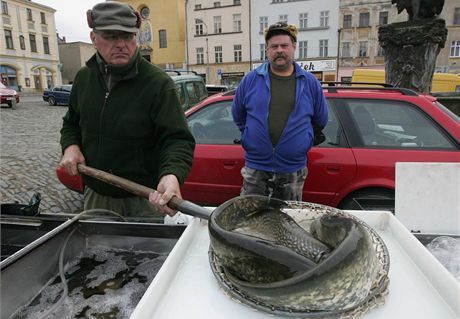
[0,82,20,107]
[206,84,231,96]
[166,70,208,111]
[42,85,72,106]
[56,85,460,212]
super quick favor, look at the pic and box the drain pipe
[185,0,189,71]
[248,0,252,72]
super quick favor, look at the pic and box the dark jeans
[240,166,308,201]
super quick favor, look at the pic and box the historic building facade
[337,0,406,81]
[116,0,187,69]
[337,0,459,81]
[436,0,460,74]
[185,0,250,86]
[1,0,61,92]
[4,0,456,90]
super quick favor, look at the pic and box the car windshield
[62,85,72,92]
[0,83,6,89]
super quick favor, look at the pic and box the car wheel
[48,96,56,106]
[338,189,395,213]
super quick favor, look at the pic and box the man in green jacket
[59,1,195,218]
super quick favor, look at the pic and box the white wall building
[185,0,251,85]
[436,0,460,74]
[1,0,61,92]
[251,0,339,81]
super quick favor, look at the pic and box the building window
[195,4,201,10]
[43,36,50,54]
[359,12,370,27]
[319,39,328,57]
[197,47,204,64]
[29,34,37,52]
[40,12,46,24]
[377,45,384,56]
[234,44,242,62]
[320,11,329,27]
[214,16,222,33]
[233,0,240,4]
[27,8,33,21]
[379,11,388,25]
[140,6,150,19]
[298,41,307,58]
[260,16,268,33]
[359,41,368,57]
[159,30,167,48]
[279,14,288,23]
[195,19,204,35]
[454,8,460,25]
[233,14,241,32]
[1,1,8,15]
[5,29,13,49]
[342,42,351,57]
[214,2,221,7]
[450,40,460,57]
[215,46,222,63]
[343,14,352,28]
[260,43,266,60]
[19,35,26,50]
[299,13,308,29]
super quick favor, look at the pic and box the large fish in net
[208,195,390,318]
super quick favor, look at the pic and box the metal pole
[197,18,210,83]
[336,28,341,81]
[185,0,189,71]
[206,35,209,83]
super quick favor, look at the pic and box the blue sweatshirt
[232,61,328,173]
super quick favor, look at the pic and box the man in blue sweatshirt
[232,22,328,201]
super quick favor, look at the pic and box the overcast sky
[37,0,101,43]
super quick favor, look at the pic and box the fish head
[310,215,355,248]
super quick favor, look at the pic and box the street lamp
[197,18,210,83]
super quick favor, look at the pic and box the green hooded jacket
[60,52,195,197]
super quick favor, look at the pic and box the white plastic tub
[131,211,460,319]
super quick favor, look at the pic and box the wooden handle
[77,164,183,210]
[77,164,212,219]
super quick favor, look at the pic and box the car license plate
[6,97,12,100]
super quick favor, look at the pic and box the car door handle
[326,165,341,174]
[223,160,238,169]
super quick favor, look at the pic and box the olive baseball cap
[264,22,298,43]
[87,1,141,33]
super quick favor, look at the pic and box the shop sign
[297,60,336,72]
[252,59,336,72]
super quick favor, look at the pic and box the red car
[0,82,20,107]
[57,86,460,212]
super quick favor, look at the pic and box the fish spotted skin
[233,208,331,263]
[209,210,317,283]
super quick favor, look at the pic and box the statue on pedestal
[379,0,447,93]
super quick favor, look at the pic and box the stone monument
[378,0,447,93]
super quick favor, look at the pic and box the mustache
[275,53,286,59]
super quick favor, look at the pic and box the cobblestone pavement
[1,94,83,214]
